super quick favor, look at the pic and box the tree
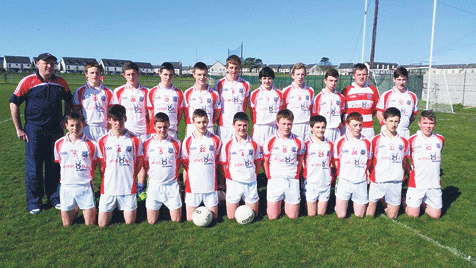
[243,57,263,72]
[319,57,331,66]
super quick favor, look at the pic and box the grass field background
[0,74,475,267]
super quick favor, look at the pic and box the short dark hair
[324,68,339,79]
[64,112,85,125]
[108,104,126,120]
[346,112,363,123]
[160,62,175,73]
[353,63,368,74]
[277,109,294,122]
[383,107,401,119]
[233,112,249,124]
[193,62,208,73]
[192,108,208,121]
[154,112,170,124]
[226,55,242,67]
[419,110,436,122]
[123,61,139,73]
[310,115,327,127]
[259,66,275,79]
[85,61,102,74]
[393,66,408,79]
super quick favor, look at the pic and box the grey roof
[268,64,281,68]
[4,56,31,64]
[339,63,355,69]
[136,62,154,69]
[433,63,476,69]
[169,62,182,69]
[100,59,130,67]
[279,64,293,69]
[62,57,97,66]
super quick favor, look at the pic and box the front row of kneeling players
[54,105,444,227]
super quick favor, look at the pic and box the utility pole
[369,0,379,69]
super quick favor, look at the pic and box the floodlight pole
[361,0,368,63]
[426,0,437,110]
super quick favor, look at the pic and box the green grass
[1,75,476,267]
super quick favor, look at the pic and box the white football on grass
[192,206,213,227]
[235,205,254,225]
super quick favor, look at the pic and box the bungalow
[182,66,193,75]
[136,62,155,75]
[60,57,97,73]
[278,64,293,74]
[100,59,129,74]
[338,63,355,76]
[209,61,226,76]
[3,56,32,72]
[366,62,399,75]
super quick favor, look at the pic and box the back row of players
[58,56,443,226]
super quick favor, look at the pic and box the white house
[209,61,226,76]
[61,57,97,73]
[136,62,155,75]
[170,62,182,76]
[100,59,129,74]
[3,56,32,72]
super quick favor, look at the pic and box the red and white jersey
[282,84,314,123]
[408,131,445,189]
[146,84,184,133]
[376,87,418,130]
[334,133,371,183]
[370,132,409,183]
[219,135,262,183]
[113,83,149,135]
[184,86,221,128]
[181,131,222,193]
[54,134,97,185]
[263,133,305,180]
[342,82,379,128]
[303,138,334,187]
[72,83,113,128]
[215,76,251,127]
[143,135,181,185]
[97,130,143,195]
[312,89,346,129]
[250,86,284,125]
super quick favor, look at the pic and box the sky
[1,0,475,67]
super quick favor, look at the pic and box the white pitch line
[0,118,12,124]
[385,216,476,266]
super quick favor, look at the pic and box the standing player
[303,115,334,216]
[219,112,262,219]
[113,61,149,197]
[376,67,418,138]
[366,107,409,219]
[406,110,444,219]
[97,105,143,227]
[263,109,305,220]
[250,67,284,146]
[312,68,346,142]
[143,112,182,224]
[334,112,371,218]
[54,112,97,226]
[147,62,184,138]
[282,63,314,141]
[184,62,221,137]
[72,62,113,141]
[181,109,222,221]
[215,55,251,142]
[342,63,379,139]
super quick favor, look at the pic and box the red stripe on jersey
[224,139,233,180]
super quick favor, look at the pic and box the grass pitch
[0,75,475,267]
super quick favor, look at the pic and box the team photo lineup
[9,52,445,227]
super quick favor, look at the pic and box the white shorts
[253,124,276,146]
[83,125,108,141]
[60,183,95,211]
[185,191,218,208]
[361,127,375,139]
[186,124,215,137]
[217,126,235,142]
[291,122,310,141]
[324,128,341,143]
[335,179,368,205]
[266,177,301,204]
[304,181,331,202]
[99,194,137,212]
[226,179,259,204]
[146,181,182,211]
[368,181,402,206]
[406,187,442,209]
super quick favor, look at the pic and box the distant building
[366,62,399,75]
[338,63,355,76]
[60,57,97,73]
[170,62,182,76]
[32,57,60,71]
[209,61,226,76]
[3,56,32,72]
[278,64,293,74]
[268,64,281,73]
[100,59,129,74]
[0,57,4,71]
[182,66,192,75]
[136,62,155,75]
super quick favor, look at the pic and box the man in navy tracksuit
[9,53,72,214]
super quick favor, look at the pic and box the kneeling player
[406,110,445,219]
[219,112,262,219]
[143,112,182,224]
[54,112,97,226]
[303,115,334,216]
[366,107,409,219]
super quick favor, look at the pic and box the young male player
[312,68,346,142]
[54,112,97,226]
[263,109,305,220]
[219,112,262,219]
[341,63,379,139]
[184,62,221,137]
[250,67,284,146]
[143,112,182,224]
[113,61,149,196]
[181,109,222,221]
[334,112,371,218]
[97,105,143,227]
[147,62,184,138]
[215,55,251,142]
[376,67,418,138]
[282,63,314,141]
[72,62,113,141]
[303,115,334,216]
[366,107,409,219]
[406,110,444,219]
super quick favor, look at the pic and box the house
[32,57,61,72]
[432,63,476,74]
[268,64,281,73]
[3,56,32,72]
[60,57,97,73]
[278,64,293,74]
[170,62,182,76]
[182,66,193,75]
[338,63,355,76]
[100,59,129,74]
[136,62,155,75]
[366,62,399,75]
[209,61,226,76]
